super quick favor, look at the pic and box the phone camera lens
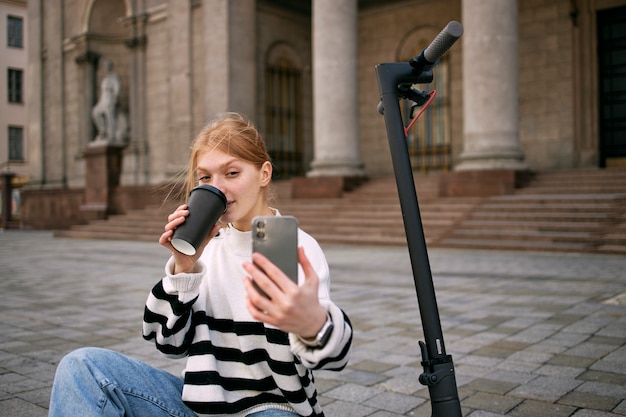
[257,231,265,239]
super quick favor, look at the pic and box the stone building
[20,0,626,228]
[1,0,28,227]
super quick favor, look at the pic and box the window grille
[7,15,23,48]
[265,61,303,179]
[8,126,24,161]
[8,69,23,103]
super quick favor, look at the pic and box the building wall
[1,0,28,179]
[357,0,597,175]
[143,3,171,184]
[42,1,65,187]
[358,0,463,176]
[191,1,206,134]
[256,2,313,170]
[25,0,622,190]
[518,0,577,170]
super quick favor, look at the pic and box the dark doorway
[597,5,626,167]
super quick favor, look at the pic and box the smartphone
[251,216,299,297]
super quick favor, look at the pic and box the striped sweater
[143,222,352,416]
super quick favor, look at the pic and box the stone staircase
[276,174,482,246]
[435,168,626,254]
[53,202,178,243]
[55,168,626,254]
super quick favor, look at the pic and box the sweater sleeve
[288,230,353,370]
[288,301,352,370]
[142,257,206,357]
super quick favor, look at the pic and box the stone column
[307,0,365,180]
[202,0,256,118]
[167,0,192,173]
[439,0,527,197]
[75,50,99,145]
[229,0,256,119]
[27,0,44,185]
[455,0,526,172]
[124,13,148,184]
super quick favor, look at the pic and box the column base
[307,156,367,180]
[291,176,367,198]
[454,147,528,173]
[79,203,108,221]
[439,169,533,197]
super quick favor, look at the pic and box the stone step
[56,168,626,254]
[278,206,471,219]
[458,219,611,231]
[520,184,626,192]
[478,202,619,212]
[437,235,626,255]
[436,237,596,252]
[514,169,626,195]
[446,228,604,243]
[306,233,409,246]
[54,229,157,242]
[488,193,626,202]
[467,213,617,224]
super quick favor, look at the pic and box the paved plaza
[0,230,625,417]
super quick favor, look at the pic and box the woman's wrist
[172,259,198,275]
[298,307,330,341]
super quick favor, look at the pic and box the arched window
[397,28,452,172]
[265,45,304,179]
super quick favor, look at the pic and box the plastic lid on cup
[192,184,227,212]
[169,185,227,256]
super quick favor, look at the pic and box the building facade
[20,0,626,227]
[1,0,28,225]
[1,0,27,180]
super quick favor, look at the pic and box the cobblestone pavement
[0,230,625,417]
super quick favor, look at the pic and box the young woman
[49,113,352,417]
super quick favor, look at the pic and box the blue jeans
[49,347,299,417]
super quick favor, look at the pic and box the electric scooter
[374,21,464,417]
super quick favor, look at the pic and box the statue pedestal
[1,172,15,229]
[80,143,125,221]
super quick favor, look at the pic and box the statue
[91,59,121,144]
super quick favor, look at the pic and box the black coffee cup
[171,185,227,256]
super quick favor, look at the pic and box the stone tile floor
[0,230,625,416]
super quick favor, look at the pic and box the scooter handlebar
[423,21,464,64]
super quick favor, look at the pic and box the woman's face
[195,149,272,231]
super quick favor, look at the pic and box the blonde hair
[170,113,272,201]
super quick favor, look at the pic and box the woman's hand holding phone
[243,246,327,341]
